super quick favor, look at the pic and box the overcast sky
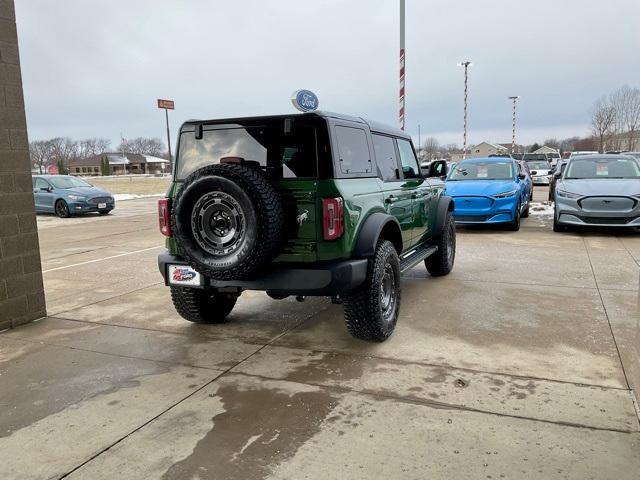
[15,0,640,150]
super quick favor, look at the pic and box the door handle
[385,195,397,204]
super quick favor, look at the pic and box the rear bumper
[158,252,368,296]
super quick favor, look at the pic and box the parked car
[525,158,552,185]
[548,159,568,201]
[546,151,561,167]
[517,160,534,201]
[553,155,640,231]
[157,112,456,342]
[32,175,115,217]
[445,157,531,231]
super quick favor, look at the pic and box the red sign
[157,99,175,110]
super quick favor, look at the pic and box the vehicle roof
[32,174,73,178]
[180,111,411,141]
[457,156,516,164]
[567,154,637,161]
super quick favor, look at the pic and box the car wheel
[343,240,400,342]
[508,200,521,231]
[553,210,567,232]
[170,287,239,323]
[425,211,456,276]
[521,196,530,218]
[55,200,70,218]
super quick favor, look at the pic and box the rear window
[176,120,319,180]
[335,126,372,174]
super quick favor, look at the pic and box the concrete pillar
[0,0,46,330]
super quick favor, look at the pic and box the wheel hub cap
[191,192,245,256]
[379,264,397,322]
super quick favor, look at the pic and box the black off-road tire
[172,164,284,280]
[508,200,521,231]
[342,240,401,342]
[425,212,456,276]
[170,287,239,324]
[55,199,70,218]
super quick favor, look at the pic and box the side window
[372,134,399,181]
[35,178,49,190]
[397,139,421,179]
[335,126,372,174]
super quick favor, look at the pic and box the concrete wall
[0,0,46,330]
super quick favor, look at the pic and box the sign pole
[157,99,175,173]
[399,0,405,130]
[165,108,172,171]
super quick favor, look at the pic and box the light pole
[508,96,520,154]
[457,61,472,159]
[399,0,405,130]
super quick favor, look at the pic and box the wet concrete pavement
[1,193,639,479]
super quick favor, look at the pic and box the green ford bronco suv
[158,111,456,342]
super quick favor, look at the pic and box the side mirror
[517,173,526,180]
[40,187,50,192]
[427,160,447,178]
[553,171,561,178]
[530,170,538,176]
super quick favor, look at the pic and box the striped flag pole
[399,0,405,130]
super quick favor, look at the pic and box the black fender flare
[353,212,403,257]
[433,196,454,239]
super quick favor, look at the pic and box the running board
[399,245,438,273]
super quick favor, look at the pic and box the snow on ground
[529,201,554,216]
[114,193,165,201]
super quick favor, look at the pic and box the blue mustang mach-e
[445,157,531,231]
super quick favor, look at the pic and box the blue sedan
[32,175,115,218]
[445,157,531,231]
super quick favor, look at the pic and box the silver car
[553,155,640,231]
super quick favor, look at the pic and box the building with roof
[468,142,509,158]
[532,145,560,155]
[67,153,170,176]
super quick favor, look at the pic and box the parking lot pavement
[1,187,639,479]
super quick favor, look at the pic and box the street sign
[291,90,319,112]
[157,99,174,110]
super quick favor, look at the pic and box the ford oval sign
[291,89,319,112]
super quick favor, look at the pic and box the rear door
[371,133,413,249]
[396,138,433,245]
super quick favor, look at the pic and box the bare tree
[543,138,560,150]
[591,96,616,153]
[422,137,440,161]
[29,140,53,173]
[77,138,111,159]
[621,87,640,150]
[119,137,165,157]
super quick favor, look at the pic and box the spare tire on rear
[172,164,285,280]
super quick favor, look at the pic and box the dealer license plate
[98,203,107,209]
[168,265,203,286]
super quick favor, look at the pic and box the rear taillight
[322,197,344,240]
[158,198,171,237]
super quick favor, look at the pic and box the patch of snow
[529,201,554,216]
[113,193,165,201]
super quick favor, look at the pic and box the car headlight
[556,189,581,199]
[67,195,86,201]
[492,190,518,198]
